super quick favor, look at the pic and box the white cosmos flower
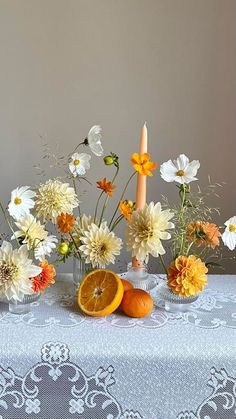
[0,241,42,302]
[160,154,200,184]
[79,223,122,268]
[34,235,58,260]
[8,186,36,220]
[12,214,58,260]
[69,152,91,177]
[222,216,236,251]
[127,202,175,261]
[86,125,104,156]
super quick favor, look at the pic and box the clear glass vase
[73,258,93,294]
[159,283,199,313]
[8,292,40,315]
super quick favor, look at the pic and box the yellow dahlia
[35,180,79,222]
[167,255,208,297]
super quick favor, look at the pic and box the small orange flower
[131,153,157,176]
[57,213,75,233]
[167,255,208,297]
[32,260,56,293]
[119,200,134,221]
[97,178,116,196]
[187,221,221,249]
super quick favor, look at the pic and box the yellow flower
[167,255,208,297]
[119,200,134,221]
[131,153,157,176]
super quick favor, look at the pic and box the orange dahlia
[57,213,75,233]
[97,178,116,196]
[131,153,157,176]
[167,255,208,297]
[119,200,134,221]
[32,260,56,293]
[187,221,221,249]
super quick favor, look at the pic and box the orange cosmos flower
[57,213,75,233]
[131,153,157,176]
[119,200,134,221]
[97,178,116,196]
[187,221,221,249]
[167,255,208,298]
[32,260,56,293]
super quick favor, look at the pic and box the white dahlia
[0,241,42,301]
[72,214,95,245]
[127,202,175,261]
[160,154,200,184]
[8,186,35,220]
[12,214,58,260]
[79,223,122,268]
[35,179,79,222]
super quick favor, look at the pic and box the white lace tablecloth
[0,274,236,419]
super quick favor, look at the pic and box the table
[0,274,236,419]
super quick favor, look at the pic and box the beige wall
[0,0,236,273]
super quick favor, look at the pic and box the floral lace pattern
[0,342,143,419]
[176,368,236,419]
[0,277,236,329]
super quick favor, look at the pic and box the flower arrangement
[37,126,157,270]
[0,125,158,303]
[0,189,57,302]
[127,153,236,298]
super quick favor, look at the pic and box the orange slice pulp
[78,269,124,317]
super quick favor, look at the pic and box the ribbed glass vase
[8,292,40,315]
[73,258,93,294]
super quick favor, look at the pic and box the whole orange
[120,288,154,318]
[121,279,134,292]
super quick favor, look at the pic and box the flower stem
[110,214,124,231]
[69,232,81,257]
[159,254,168,275]
[108,172,136,229]
[70,141,86,157]
[72,178,81,217]
[94,191,104,222]
[99,166,119,226]
[186,241,195,256]
[0,201,20,247]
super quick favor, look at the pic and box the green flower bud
[127,200,135,208]
[104,155,114,166]
[57,242,69,255]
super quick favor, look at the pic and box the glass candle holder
[126,262,157,291]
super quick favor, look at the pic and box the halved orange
[78,269,124,317]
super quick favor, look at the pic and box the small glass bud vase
[8,292,40,315]
[73,258,93,294]
[159,283,198,313]
[126,262,157,291]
